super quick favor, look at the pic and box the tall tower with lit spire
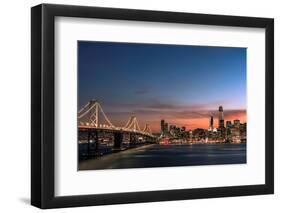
[218,106,224,128]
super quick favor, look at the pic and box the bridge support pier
[94,131,99,153]
[143,136,148,143]
[129,133,137,144]
[113,132,123,150]
[87,130,92,157]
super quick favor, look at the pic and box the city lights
[159,106,246,144]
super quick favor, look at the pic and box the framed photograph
[31,4,274,209]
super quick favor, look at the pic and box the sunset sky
[78,41,246,133]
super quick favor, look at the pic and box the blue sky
[78,41,246,131]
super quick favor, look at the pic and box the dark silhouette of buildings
[218,106,225,128]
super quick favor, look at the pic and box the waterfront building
[240,122,246,132]
[193,128,207,142]
[240,123,247,142]
[231,127,241,143]
[169,124,176,132]
[233,119,240,128]
[230,120,241,143]
[225,121,232,142]
[169,124,177,137]
[173,126,182,138]
[188,130,193,142]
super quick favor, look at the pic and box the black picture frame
[31,3,274,209]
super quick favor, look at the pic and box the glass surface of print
[78,41,247,170]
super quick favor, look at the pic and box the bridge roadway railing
[78,125,156,138]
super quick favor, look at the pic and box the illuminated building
[164,123,168,134]
[160,119,169,136]
[231,127,241,143]
[218,106,224,128]
[240,123,247,142]
[169,124,176,137]
[233,119,240,128]
[226,121,232,128]
[209,116,214,131]
[161,120,165,134]
[193,128,207,142]
[231,120,241,143]
[225,121,232,142]
[169,124,176,132]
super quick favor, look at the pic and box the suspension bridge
[78,100,157,152]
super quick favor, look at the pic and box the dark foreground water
[79,143,246,170]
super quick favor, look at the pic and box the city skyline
[160,106,246,133]
[78,41,246,132]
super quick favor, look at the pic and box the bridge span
[78,100,157,158]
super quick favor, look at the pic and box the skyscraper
[233,119,240,128]
[161,119,165,134]
[226,121,232,128]
[164,123,168,134]
[160,119,168,136]
[209,116,214,131]
[218,106,224,128]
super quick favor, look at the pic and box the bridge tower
[78,99,114,128]
[78,100,156,154]
[143,124,152,134]
[123,116,141,131]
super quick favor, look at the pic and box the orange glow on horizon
[149,111,247,133]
